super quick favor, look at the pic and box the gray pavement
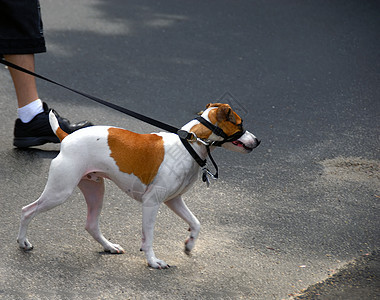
[1,0,379,299]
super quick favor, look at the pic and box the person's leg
[5,54,93,148]
[3,54,39,108]
[3,54,44,123]
[1,0,93,148]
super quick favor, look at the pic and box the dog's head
[191,103,260,153]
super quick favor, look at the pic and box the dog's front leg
[165,196,201,254]
[140,203,169,269]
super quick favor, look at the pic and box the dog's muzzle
[253,138,261,148]
[232,137,260,152]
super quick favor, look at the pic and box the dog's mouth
[232,140,253,151]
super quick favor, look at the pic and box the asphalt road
[1,0,379,299]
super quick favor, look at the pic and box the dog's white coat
[17,104,259,269]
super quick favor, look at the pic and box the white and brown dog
[17,103,260,269]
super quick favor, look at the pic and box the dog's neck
[181,119,215,160]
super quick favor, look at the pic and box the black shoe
[13,102,93,148]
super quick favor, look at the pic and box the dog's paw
[184,237,195,254]
[148,258,170,269]
[104,243,125,254]
[17,238,33,251]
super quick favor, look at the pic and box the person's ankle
[17,99,44,123]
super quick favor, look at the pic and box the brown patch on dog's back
[108,128,165,185]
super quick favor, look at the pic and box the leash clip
[201,167,218,188]
[189,132,211,146]
[196,137,211,146]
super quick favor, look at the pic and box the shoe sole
[13,136,60,148]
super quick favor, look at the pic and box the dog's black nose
[254,138,261,148]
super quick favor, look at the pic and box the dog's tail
[49,110,69,142]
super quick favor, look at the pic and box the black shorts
[0,0,46,54]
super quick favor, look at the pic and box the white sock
[18,99,44,123]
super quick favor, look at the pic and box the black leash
[0,58,179,134]
[1,58,218,184]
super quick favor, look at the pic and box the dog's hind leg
[165,196,200,254]
[78,177,124,254]
[17,156,81,250]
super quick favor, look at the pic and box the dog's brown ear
[216,105,235,122]
[228,109,237,123]
[206,103,223,109]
